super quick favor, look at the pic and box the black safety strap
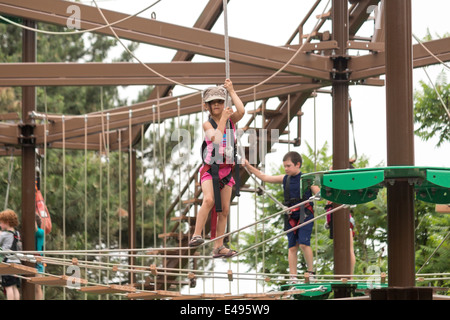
[283,175,293,231]
[202,117,240,211]
[232,123,240,197]
[210,163,222,212]
[325,203,334,239]
[283,174,309,230]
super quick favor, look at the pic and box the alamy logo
[66,265,81,289]
[66,5,81,30]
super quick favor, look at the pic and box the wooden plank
[436,204,450,213]
[243,293,267,299]
[182,199,202,205]
[0,263,37,275]
[216,294,245,300]
[171,215,196,222]
[201,293,225,299]
[28,275,87,286]
[158,232,188,240]
[171,294,203,300]
[127,290,182,300]
[80,284,136,294]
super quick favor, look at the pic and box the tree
[414,71,450,147]
[413,31,450,147]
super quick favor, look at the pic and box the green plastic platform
[301,166,450,205]
[280,281,388,300]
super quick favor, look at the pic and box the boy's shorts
[286,212,314,248]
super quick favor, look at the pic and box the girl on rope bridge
[189,79,245,259]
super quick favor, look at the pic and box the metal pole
[385,0,415,288]
[331,0,351,286]
[21,18,37,300]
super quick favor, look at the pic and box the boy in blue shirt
[244,151,320,282]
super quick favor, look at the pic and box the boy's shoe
[307,271,316,283]
[288,275,298,285]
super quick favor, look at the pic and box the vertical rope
[4,148,14,211]
[151,105,157,290]
[62,114,66,299]
[98,132,102,300]
[118,130,122,267]
[84,114,88,300]
[200,93,206,294]
[313,93,318,272]
[257,99,268,293]
[222,0,231,108]
[43,89,48,300]
[288,94,291,152]
[140,125,145,291]
[155,88,167,291]
[152,105,156,249]
[177,98,182,290]
[105,96,112,299]
[253,88,258,293]
[187,113,192,295]
[128,108,134,287]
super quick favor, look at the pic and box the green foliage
[414,200,450,290]
[414,73,450,147]
[413,30,450,147]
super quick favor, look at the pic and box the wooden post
[21,18,37,301]
[385,0,416,289]
[331,0,351,279]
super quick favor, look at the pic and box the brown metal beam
[350,37,450,80]
[21,18,36,301]
[0,62,319,86]
[0,0,331,80]
[34,82,328,148]
[331,0,351,285]
[348,0,380,35]
[0,124,20,145]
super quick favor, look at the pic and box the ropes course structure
[0,0,449,301]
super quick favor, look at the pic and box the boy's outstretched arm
[311,185,321,196]
[243,159,284,184]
